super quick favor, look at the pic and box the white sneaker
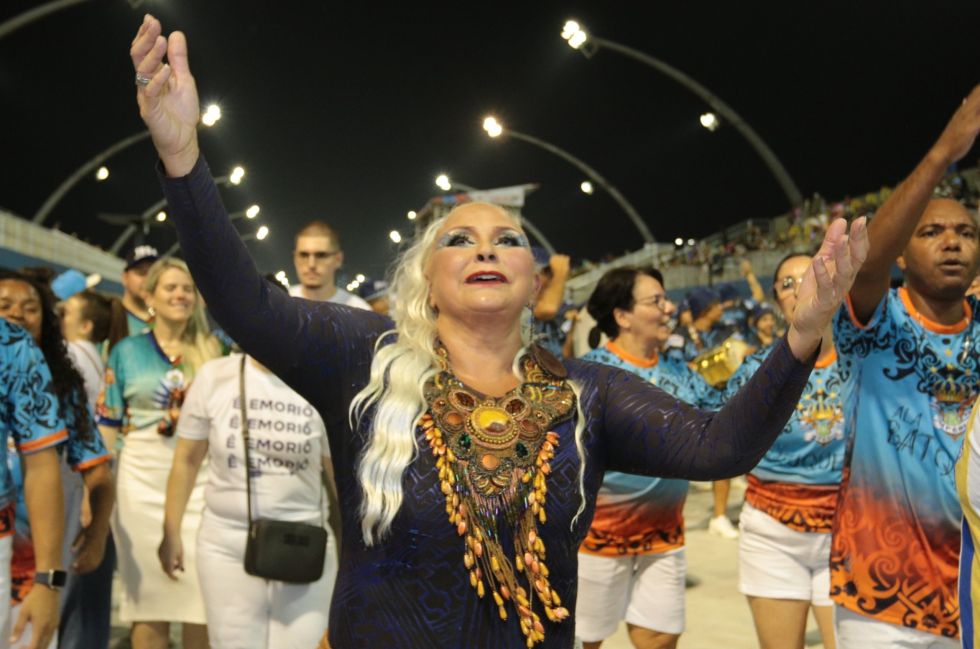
[708,515,739,539]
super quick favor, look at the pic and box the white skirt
[112,429,208,624]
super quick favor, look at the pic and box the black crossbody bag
[239,355,327,583]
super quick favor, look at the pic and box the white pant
[196,512,337,649]
[836,607,959,649]
[739,502,832,606]
[0,536,12,649]
[575,549,686,640]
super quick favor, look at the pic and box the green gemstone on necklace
[460,433,472,450]
[515,442,528,458]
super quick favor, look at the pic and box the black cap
[125,244,159,270]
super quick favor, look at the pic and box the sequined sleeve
[157,156,391,405]
[585,335,814,480]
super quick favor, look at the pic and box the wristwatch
[34,569,67,590]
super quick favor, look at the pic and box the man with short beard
[831,86,980,648]
[289,221,370,309]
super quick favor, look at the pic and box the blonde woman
[97,258,220,649]
[130,16,868,648]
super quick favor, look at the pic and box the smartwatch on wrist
[34,569,67,590]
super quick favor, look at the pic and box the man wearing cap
[121,245,158,335]
[718,283,750,335]
[289,221,370,309]
[358,280,390,317]
[675,287,730,361]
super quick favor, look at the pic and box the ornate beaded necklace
[421,344,575,646]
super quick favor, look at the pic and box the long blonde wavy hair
[350,203,587,545]
[144,257,222,375]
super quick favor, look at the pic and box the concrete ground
[109,480,827,648]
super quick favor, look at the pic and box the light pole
[33,105,224,225]
[432,174,558,255]
[560,20,802,208]
[33,130,151,225]
[0,0,92,41]
[108,167,245,254]
[0,0,151,41]
[482,117,654,243]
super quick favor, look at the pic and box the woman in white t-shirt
[159,350,340,649]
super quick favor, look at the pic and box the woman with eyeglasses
[724,252,846,649]
[574,266,720,649]
[97,258,221,649]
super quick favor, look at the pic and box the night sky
[3,1,979,287]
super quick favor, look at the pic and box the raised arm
[849,85,980,322]
[600,216,868,478]
[740,259,765,303]
[130,16,390,393]
[598,336,807,479]
[533,254,571,321]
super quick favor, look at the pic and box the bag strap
[239,354,255,528]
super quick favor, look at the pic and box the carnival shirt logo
[797,378,844,446]
[929,367,976,440]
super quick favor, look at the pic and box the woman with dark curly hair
[0,269,114,647]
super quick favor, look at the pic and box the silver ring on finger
[135,72,152,87]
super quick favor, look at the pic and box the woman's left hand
[70,526,107,574]
[787,216,869,360]
[157,533,184,580]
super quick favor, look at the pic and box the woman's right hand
[157,532,185,580]
[129,14,200,177]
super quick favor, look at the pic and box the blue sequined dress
[160,157,815,648]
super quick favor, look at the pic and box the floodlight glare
[674,237,684,246]
[202,104,222,127]
[407,210,417,221]
[435,174,452,191]
[580,181,594,195]
[699,112,719,132]
[256,225,269,241]
[155,211,167,222]
[389,230,402,244]
[561,20,588,49]
[245,204,260,219]
[229,166,245,185]
[95,166,109,181]
[482,117,503,138]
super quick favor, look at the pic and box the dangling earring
[147,306,156,317]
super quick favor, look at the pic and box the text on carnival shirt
[177,353,330,525]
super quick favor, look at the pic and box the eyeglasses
[295,251,340,261]
[779,276,804,291]
[634,294,668,310]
